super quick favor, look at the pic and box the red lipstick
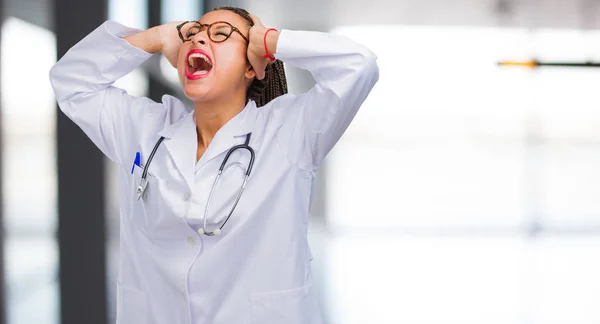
[185,49,213,80]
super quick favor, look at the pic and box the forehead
[198,10,249,29]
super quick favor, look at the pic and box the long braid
[214,7,288,107]
[246,60,288,107]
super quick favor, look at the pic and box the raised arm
[49,21,185,166]
[263,27,379,171]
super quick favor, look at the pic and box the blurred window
[1,17,59,324]
[161,0,202,24]
[325,25,600,324]
[109,0,148,29]
[105,1,150,322]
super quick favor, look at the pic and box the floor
[6,227,600,324]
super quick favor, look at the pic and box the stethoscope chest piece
[136,179,148,201]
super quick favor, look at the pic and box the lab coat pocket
[131,165,181,238]
[116,282,149,324]
[249,283,323,324]
[130,165,158,221]
[131,164,157,196]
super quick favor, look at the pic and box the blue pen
[131,152,141,174]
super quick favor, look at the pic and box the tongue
[192,57,212,71]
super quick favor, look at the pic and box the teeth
[188,53,211,68]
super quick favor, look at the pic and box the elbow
[355,48,380,88]
[365,51,380,84]
[361,47,378,66]
[348,42,379,79]
[49,62,77,108]
[349,45,377,68]
[48,63,74,116]
[49,63,64,101]
[48,65,57,89]
[48,62,62,87]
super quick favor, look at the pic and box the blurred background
[1,0,600,323]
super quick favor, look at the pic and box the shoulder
[255,93,301,122]
[128,93,189,142]
[159,94,189,127]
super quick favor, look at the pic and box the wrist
[123,27,161,54]
[149,26,164,54]
[265,29,279,58]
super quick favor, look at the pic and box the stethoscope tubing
[139,133,254,236]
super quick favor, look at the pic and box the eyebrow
[198,20,231,25]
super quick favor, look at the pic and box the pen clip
[131,152,141,174]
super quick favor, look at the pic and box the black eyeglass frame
[176,20,250,44]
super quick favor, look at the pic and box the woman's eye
[186,31,196,37]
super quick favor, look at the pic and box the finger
[253,65,263,80]
[248,14,263,26]
[255,63,266,80]
[170,21,185,31]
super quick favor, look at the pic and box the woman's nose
[191,31,208,45]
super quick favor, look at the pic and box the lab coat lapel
[158,112,196,190]
[197,100,258,168]
[197,128,236,168]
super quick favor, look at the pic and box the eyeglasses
[176,21,249,44]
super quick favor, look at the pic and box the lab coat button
[183,192,191,201]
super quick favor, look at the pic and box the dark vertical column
[148,0,161,36]
[53,0,108,323]
[147,0,175,102]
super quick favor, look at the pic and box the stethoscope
[136,133,255,236]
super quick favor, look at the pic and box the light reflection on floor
[5,236,58,324]
[317,232,600,324]
[7,232,600,324]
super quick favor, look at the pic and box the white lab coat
[49,20,378,324]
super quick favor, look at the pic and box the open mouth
[186,49,213,80]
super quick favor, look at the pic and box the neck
[193,93,247,148]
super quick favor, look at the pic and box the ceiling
[226,0,600,30]
[5,0,54,30]
[8,0,599,99]
[7,0,600,33]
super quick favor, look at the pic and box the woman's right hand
[155,21,184,68]
[124,21,183,68]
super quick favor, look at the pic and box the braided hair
[214,6,288,107]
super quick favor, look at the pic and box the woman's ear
[245,63,256,80]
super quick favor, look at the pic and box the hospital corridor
[2,0,600,323]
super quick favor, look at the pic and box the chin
[180,73,214,101]
[183,86,213,102]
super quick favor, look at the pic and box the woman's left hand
[247,14,279,80]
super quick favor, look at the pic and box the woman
[50,6,378,324]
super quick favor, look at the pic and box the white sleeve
[268,29,379,171]
[49,20,185,167]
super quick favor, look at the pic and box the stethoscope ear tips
[197,228,205,235]
[213,229,222,236]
